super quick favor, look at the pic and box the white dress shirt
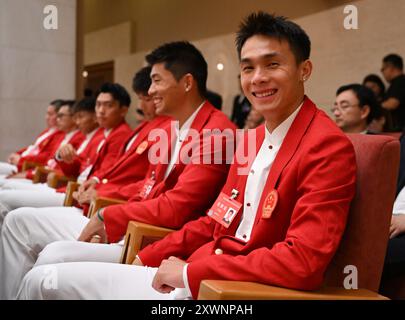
[393,186,405,215]
[164,102,205,179]
[235,104,302,242]
[76,128,99,155]
[78,128,111,183]
[124,133,139,153]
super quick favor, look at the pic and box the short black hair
[362,74,385,94]
[61,100,76,114]
[383,54,403,70]
[336,84,383,124]
[146,41,208,97]
[236,12,311,64]
[50,99,65,112]
[132,66,152,95]
[98,82,131,108]
[73,97,96,114]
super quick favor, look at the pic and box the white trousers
[0,162,17,175]
[0,188,65,229]
[17,240,190,300]
[0,177,33,189]
[1,180,46,190]
[0,206,88,299]
[17,262,177,300]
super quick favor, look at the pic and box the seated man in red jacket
[1,100,84,186]
[15,12,356,300]
[0,99,64,177]
[0,83,132,218]
[0,98,101,207]
[1,42,237,300]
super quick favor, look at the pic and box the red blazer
[25,130,85,180]
[17,129,65,171]
[56,123,131,195]
[103,102,238,243]
[87,121,132,179]
[138,97,357,298]
[94,116,172,199]
[56,127,105,178]
[15,128,56,155]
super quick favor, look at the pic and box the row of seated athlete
[0,12,361,300]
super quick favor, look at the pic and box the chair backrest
[379,132,401,140]
[324,134,400,292]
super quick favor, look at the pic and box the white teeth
[255,90,276,98]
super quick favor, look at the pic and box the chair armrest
[22,161,42,172]
[47,173,76,189]
[32,166,52,184]
[87,197,127,218]
[120,221,175,264]
[63,181,81,206]
[197,280,389,300]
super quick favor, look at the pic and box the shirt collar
[176,101,205,141]
[86,128,99,140]
[264,101,303,147]
[104,128,112,138]
[64,129,79,141]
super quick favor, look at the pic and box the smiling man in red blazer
[14,15,357,300]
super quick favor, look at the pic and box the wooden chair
[47,173,76,189]
[32,166,52,184]
[87,197,126,218]
[63,181,81,207]
[21,161,42,172]
[62,181,126,215]
[119,221,174,264]
[119,134,400,300]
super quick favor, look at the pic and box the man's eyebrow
[240,52,280,64]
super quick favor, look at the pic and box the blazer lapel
[253,96,317,226]
[159,101,214,182]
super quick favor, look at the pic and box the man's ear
[300,59,313,82]
[120,106,129,118]
[361,105,371,121]
[182,73,194,92]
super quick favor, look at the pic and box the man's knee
[36,241,78,266]
[18,265,59,300]
[3,207,35,234]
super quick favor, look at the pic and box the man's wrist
[97,208,105,222]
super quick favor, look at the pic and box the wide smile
[153,97,163,105]
[252,89,278,98]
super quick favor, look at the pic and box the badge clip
[230,189,239,199]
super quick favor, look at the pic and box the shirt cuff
[92,176,100,184]
[55,151,62,161]
[182,264,192,297]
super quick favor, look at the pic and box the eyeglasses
[330,103,360,113]
[56,113,72,119]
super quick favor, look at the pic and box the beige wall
[0,0,77,160]
[107,0,405,128]
[84,0,352,53]
[84,21,132,65]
